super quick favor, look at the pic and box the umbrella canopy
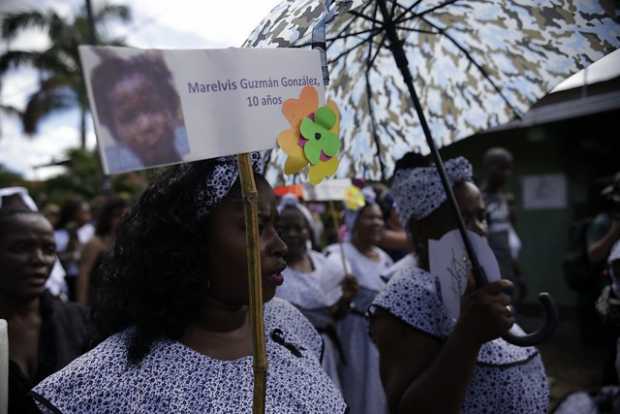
[246,0,620,346]
[245,0,620,182]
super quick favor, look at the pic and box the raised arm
[371,280,513,414]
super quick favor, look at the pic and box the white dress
[324,242,393,414]
[276,250,347,391]
[32,298,347,414]
[371,264,549,413]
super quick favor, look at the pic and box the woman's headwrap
[391,157,473,228]
[277,194,314,226]
[277,194,318,247]
[0,187,38,211]
[344,186,377,238]
[167,152,265,220]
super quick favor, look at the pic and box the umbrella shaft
[376,0,487,287]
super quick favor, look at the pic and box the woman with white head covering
[324,187,393,414]
[276,194,355,391]
[0,187,67,298]
[32,155,347,413]
[370,156,549,413]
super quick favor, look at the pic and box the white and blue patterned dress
[276,250,346,391]
[32,298,347,414]
[370,265,549,413]
[325,242,393,414]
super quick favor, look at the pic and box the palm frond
[95,4,131,23]
[21,90,73,135]
[1,11,49,41]
[0,103,22,118]
[0,50,40,74]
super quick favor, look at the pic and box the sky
[0,0,619,179]
[0,0,283,179]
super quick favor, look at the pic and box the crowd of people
[1,148,619,413]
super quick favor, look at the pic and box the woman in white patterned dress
[324,187,393,414]
[32,155,346,414]
[370,156,549,413]
[275,195,356,391]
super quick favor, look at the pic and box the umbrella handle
[476,264,558,346]
[502,292,559,346]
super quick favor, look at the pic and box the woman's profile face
[454,182,487,238]
[0,214,56,300]
[277,207,309,260]
[354,203,385,245]
[109,73,176,164]
[205,177,288,306]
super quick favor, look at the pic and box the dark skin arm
[588,220,620,264]
[329,275,359,319]
[372,280,513,414]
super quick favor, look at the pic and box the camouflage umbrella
[246,0,620,181]
[245,0,620,346]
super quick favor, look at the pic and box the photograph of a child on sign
[91,51,189,173]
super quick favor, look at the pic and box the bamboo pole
[237,153,267,414]
[328,200,349,275]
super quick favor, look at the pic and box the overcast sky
[0,0,282,179]
[0,0,618,179]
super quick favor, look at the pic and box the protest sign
[429,230,501,323]
[79,46,324,174]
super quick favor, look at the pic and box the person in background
[42,203,60,229]
[371,156,548,413]
[276,194,356,390]
[480,147,525,302]
[0,187,68,299]
[32,155,346,413]
[77,196,129,306]
[379,153,428,282]
[0,208,91,414]
[325,187,393,414]
[373,183,411,263]
[54,198,94,301]
[588,172,620,267]
[585,172,620,383]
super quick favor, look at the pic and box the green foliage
[0,4,132,148]
[0,164,24,187]
[24,149,147,207]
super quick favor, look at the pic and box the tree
[0,163,23,188]
[32,148,148,205]
[0,4,131,148]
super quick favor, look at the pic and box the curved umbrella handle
[502,292,559,346]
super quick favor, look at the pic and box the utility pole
[84,0,112,193]
[85,0,97,44]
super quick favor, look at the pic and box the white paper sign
[429,230,501,322]
[79,46,325,174]
[304,179,352,201]
[522,174,567,209]
[0,319,7,414]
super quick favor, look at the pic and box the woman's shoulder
[33,332,131,412]
[83,235,106,253]
[41,292,91,348]
[265,298,323,360]
[371,267,451,338]
[373,245,394,265]
[308,249,328,265]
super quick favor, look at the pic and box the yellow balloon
[344,186,365,210]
